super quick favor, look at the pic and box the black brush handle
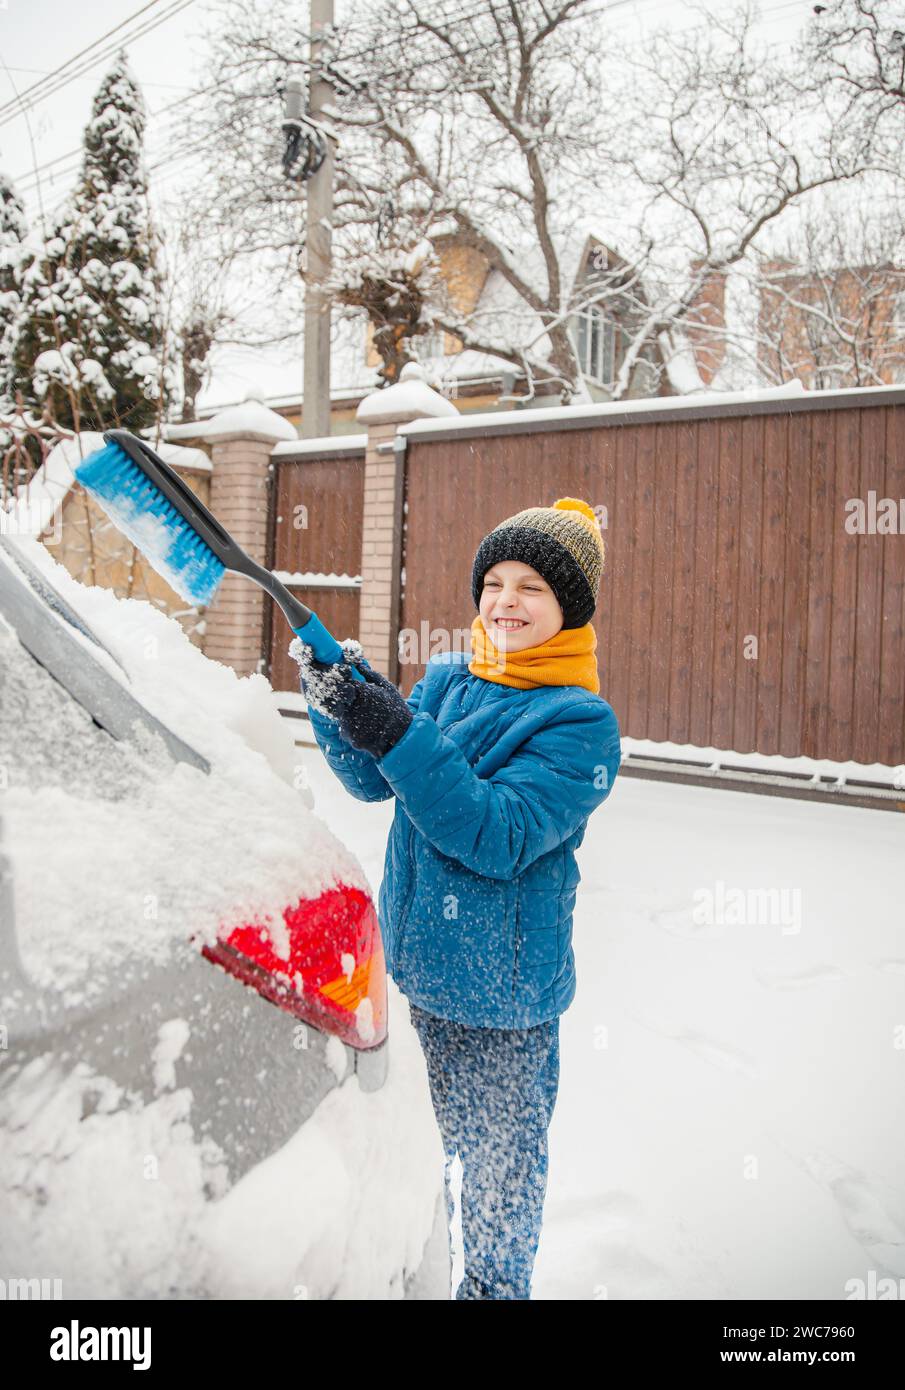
[105,431,365,677]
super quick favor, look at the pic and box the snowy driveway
[299,739,905,1300]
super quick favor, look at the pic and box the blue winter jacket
[306,649,621,1029]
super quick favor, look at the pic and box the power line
[9,0,835,218]
[323,0,813,42]
[11,81,220,192]
[299,0,810,65]
[5,0,481,202]
[256,0,814,100]
[15,108,240,217]
[146,113,246,175]
[0,0,198,134]
[0,0,198,129]
[0,63,195,91]
[6,0,814,157]
[311,0,644,72]
[0,0,171,120]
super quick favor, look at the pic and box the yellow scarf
[468,615,600,694]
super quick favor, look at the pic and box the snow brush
[73,429,365,680]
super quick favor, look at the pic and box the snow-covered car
[0,532,447,1299]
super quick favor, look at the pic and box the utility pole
[302,0,335,438]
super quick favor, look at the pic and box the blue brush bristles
[74,441,226,607]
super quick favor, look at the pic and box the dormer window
[572,303,616,384]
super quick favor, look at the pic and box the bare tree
[801,0,905,176]
[747,192,905,388]
[152,180,317,426]
[176,0,878,402]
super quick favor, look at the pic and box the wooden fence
[266,443,366,694]
[270,389,905,767]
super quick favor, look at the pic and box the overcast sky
[0,0,816,407]
[0,0,812,221]
[1,0,215,224]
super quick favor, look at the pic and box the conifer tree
[7,50,173,429]
[5,208,71,419]
[0,172,31,412]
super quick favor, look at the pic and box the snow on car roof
[0,534,368,1004]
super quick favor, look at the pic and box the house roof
[187,222,725,422]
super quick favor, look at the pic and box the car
[0,529,449,1300]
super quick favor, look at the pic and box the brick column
[357,419,398,676]
[356,364,459,679]
[201,398,297,677]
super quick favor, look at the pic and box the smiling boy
[480,556,566,657]
[291,497,621,1300]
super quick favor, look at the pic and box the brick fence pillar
[201,397,297,676]
[356,363,459,679]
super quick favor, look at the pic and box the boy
[290,497,621,1300]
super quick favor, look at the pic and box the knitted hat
[471,497,605,629]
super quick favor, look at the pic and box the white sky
[0,0,819,408]
[1,0,212,225]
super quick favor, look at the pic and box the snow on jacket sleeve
[376,698,621,879]
[306,668,429,803]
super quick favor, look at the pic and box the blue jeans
[408,1001,561,1300]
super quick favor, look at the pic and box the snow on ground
[3,527,902,1297]
[299,740,905,1300]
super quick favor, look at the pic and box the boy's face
[479,560,564,652]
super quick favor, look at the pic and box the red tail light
[199,884,387,1050]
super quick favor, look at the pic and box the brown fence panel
[827,408,861,760]
[398,394,905,766]
[266,449,365,692]
[880,410,905,763]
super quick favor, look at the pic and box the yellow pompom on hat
[471,495,606,629]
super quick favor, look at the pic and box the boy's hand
[288,639,413,756]
[288,637,354,719]
[330,662,414,759]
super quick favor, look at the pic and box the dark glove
[329,661,414,759]
[288,636,350,719]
